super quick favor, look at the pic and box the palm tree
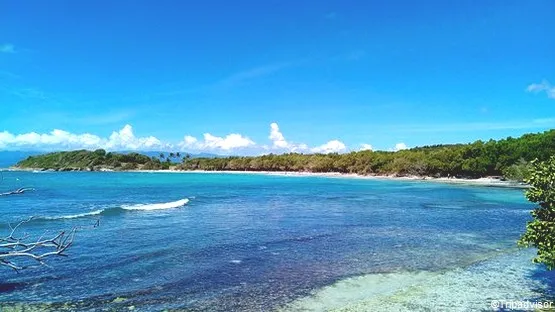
[159,153,165,160]
[176,152,181,158]
[169,152,175,158]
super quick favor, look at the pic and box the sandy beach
[3,167,528,188]
[131,169,528,188]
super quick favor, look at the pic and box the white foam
[46,210,104,220]
[122,198,189,211]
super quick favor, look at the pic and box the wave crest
[15,198,191,225]
[121,198,190,211]
[43,210,105,220]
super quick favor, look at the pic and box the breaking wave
[43,210,105,220]
[121,198,190,211]
[19,198,190,224]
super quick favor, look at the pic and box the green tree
[14,129,555,179]
[502,158,532,182]
[518,156,555,269]
[93,149,106,157]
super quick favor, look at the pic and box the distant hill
[15,150,173,171]
[0,150,221,169]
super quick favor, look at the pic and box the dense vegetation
[16,149,178,171]
[178,130,555,180]
[15,129,555,180]
[518,156,555,269]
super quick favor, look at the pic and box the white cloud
[0,130,103,150]
[0,44,15,54]
[394,143,408,151]
[295,143,309,152]
[359,143,373,151]
[0,125,165,151]
[269,122,288,148]
[267,122,309,153]
[105,125,163,150]
[183,135,197,145]
[311,140,346,154]
[203,133,255,150]
[0,122,356,155]
[527,80,555,99]
[179,133,255,151]
[181,123,346,155]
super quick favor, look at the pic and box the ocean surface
[0,171,553,311]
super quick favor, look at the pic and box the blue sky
[1,0,554,154]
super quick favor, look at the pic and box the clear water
[0,171,552,311]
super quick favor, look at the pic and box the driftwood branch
[0,187,35,197]
[0,217,75,272]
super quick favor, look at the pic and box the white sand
[6,166,526,188]
[131,169,528,188]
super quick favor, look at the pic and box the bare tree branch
[0,218,75,272]
[0,188,35,197]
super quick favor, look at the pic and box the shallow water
[0,171,551,311]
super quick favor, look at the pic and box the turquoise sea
[0,171,553,311]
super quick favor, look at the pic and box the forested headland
[15,150,179,171]
[14,129,555,181]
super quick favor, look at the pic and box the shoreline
[5,167,528,189]
[170,170,528,188]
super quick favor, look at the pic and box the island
[13,129,555,182]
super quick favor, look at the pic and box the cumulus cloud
[0,122,356,155]
[0,125,165,151]
[183,135,197,145]
[0,130,102,149]
[203,133,255,150]
[269,123,288,148]
[527,80,555,99]
[180,123,346,155]
[359,143,373,151]
[311,140,347,154]
[179,133,255,151]
[394,143,408,151]
[268,122,308,152]
[104,125,163,150]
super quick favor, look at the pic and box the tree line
[16,129,555,181]
[178,130,555,180]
